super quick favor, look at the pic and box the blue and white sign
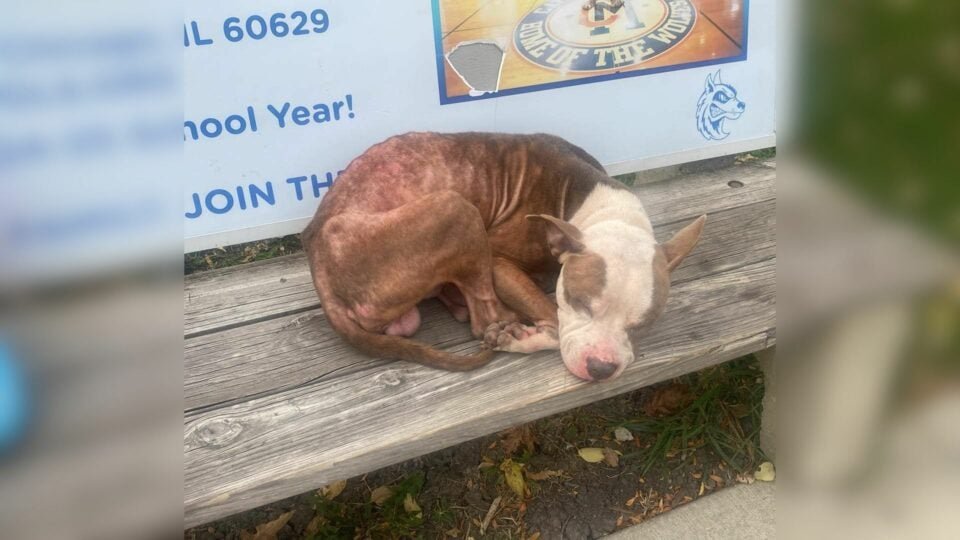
[184,0,775,251]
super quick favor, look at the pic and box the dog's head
[529,212,705,382]
[696,71,745,140]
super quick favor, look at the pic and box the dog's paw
[483,321,559,353]
[483,321,533,349]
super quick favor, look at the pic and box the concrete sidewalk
[606,483,775,539]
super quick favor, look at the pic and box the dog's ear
[526,214,585,259]
[661,214,706,272]
[705,73,715,93]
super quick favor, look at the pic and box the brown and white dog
[303,133,704,381]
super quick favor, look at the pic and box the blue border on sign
[432,0,750,105]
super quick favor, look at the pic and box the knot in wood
[193,418,243,448]
[374,370,404,388]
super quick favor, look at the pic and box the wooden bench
[183,159,776,527]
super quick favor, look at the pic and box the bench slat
[184,258,774,527]
[185,198,774,412]
[184,163,774,337]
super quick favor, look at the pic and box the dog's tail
[322,298,494,372]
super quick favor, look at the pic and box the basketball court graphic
[433,0,747,103]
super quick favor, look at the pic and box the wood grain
[185,197,773,412]
[184,259,774,527]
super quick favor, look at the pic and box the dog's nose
[586,356,618,381]
[737,102,746,111]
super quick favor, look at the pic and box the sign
[185,0,774,251]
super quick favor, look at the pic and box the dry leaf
[642,383,693,416]
[319,479,347,500]
[755,461,776,482]
[614,427,634,442]
[625,493,638,507]
[527,532,541,540]
[500,459,527,498]
[698,482,705,496]
[603,447,621,467]
[445,528,462,538]
[239,510,294,540]
[370,486,393,505]
[578,447,605,463]
[480,496,501,535]
[304,515,325,536]
[616,515,624,527]
[403,493,422,515]
[709,474,723,483]
[500,425,536,456]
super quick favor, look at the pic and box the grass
[305,473,427,539]
[184,234,303,275]
[619,356,765,476]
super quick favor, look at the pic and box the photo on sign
[433,0,748,103]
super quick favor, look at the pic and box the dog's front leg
[483,258,560,353]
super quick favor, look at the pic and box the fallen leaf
[735,473,756,484]
[478,458,496,469]
[625,493,638,507]
[370,486,393,505]
[755,461,776,482]
[709,474,723,483]
[239,510,294,540]
[698,482,705,496]
[319,479,347,501]
[691,472,702,479]
[403,493,422,515]
[500,459,527,498]
[616,515,624,527]
[527,532,541,540]
[614,427,634,442]
[602,447,620,467]
[642,383,693,416]
[480,496,501,535]
[500,425,536,456]
[445,528,462,537]
[578,447,605,463]
[304,515,325,536]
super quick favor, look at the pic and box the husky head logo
[696,71,746,140]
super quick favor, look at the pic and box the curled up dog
[303,132,704,381]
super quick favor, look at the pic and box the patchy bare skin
[303,132,705,378]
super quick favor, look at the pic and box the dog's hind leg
[318,190,516,341]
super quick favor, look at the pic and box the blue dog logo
[696,71,746,140]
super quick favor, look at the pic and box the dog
[303,133,704,381]
[696,71,746,140]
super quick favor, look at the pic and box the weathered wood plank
[183,258,774,527]
[185,198,774,412]
[184,162,774,337]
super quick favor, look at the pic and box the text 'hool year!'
[184,95,355,142]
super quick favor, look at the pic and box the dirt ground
[185,356,765,540]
